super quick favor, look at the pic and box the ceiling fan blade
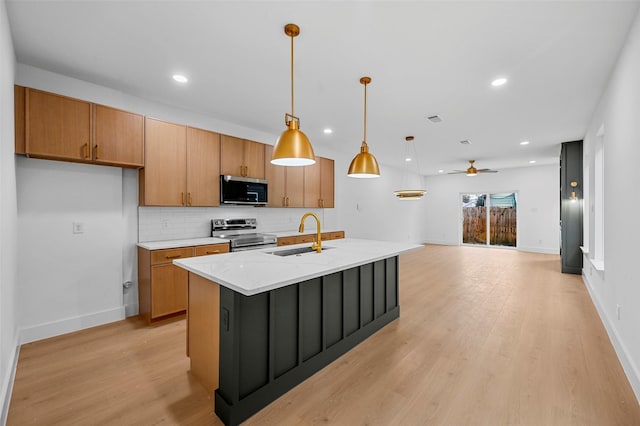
[447,170,466,174]
[478,169,498,173]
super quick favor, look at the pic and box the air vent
[427,115,442,123]
[459,139,471,145]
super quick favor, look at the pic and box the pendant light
[347,77,380,178]
[271,23,316,166]
[393,136,426,200]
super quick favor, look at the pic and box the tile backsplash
[138,206,339,242]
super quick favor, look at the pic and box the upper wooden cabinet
[187,127,220,207]
[304,157,335,208]
[25,88,91,161]
[265,145,304,207]
[319,157,335,208]
[140,118,220,207]
[19,86,144,168]
[220,135,265,179]
[140,118,187,206]
[93,104,144,167]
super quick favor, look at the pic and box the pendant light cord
[290,34,295,117]
[363,82,367,143]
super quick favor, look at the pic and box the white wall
[581,9,640,403]
[0,0,18,422]
[421,164,560,254]
[16,158,126,342]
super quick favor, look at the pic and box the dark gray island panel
[214,256,400,425]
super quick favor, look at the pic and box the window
[461,192,517,247]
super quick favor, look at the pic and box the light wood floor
[8,245,640,425]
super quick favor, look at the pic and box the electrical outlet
[72,222,84,234]
[161,219,169,229]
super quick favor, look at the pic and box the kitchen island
[174,238,422,425]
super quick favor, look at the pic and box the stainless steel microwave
[220,175,268,205]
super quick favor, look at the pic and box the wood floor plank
[8,245,640,425]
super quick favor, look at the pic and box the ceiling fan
[448,160,498,176]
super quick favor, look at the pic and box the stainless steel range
[211,218,277,252]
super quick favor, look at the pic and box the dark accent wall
[215,256,400,425]
[560,140,583,274]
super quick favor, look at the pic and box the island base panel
[215,256,399,425]
[188,272,220,394]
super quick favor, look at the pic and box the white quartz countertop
[173,238,423,296]
[137,237,230,250]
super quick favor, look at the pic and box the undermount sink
[267,246,334,257]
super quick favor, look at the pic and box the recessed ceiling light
[520,140,530,145]
[405,157,412,162]
[323,128,333,134]
[172,74,188,83]
[438,169,444,173]
[491,77,507,87]
[529,160,536,164]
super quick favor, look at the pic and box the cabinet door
[141,118,187,206]
[244,139,265,179]
[26,88,91,160]
[286,166,305,207]
[93,104,144,167]
[220,135,245,176]
[320,157,335,208]
[187,127,220,206]
[265,145,287,207]
[151,264,188,318]
[303,161,321,208]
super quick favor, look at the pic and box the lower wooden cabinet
[277,230,345,247]
[138,243,229,324]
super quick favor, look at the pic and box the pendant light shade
[271,23,316,167]
[393,136,426,200]
[348,77,380,178]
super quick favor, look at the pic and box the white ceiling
[6,1,639,175]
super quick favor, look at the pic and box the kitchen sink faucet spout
[298,213,322,253]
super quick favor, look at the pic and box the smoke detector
[459,139,471,145]
[426,115,442,123]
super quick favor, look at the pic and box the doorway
[461,192,517,247]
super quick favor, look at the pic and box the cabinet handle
[83,143,90,159]
[245,166,249,176]
[181,192,185,205]
[282,196,286,207]
[94,144,100,159]
[286,197,289,207]
[240,165,245,177]
[206,250,220,254]
[165,254,183,259]
[188,192,192,206]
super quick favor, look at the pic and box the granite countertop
[173,238,423,296]
[137,237,230,250]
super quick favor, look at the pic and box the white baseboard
[0,336,20,426]
[517,246,559,255]
[583,272,640,405]
[124,302,139,318]
[422,239,458,246]
[423,241,558,255]
[19,306,125,345]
